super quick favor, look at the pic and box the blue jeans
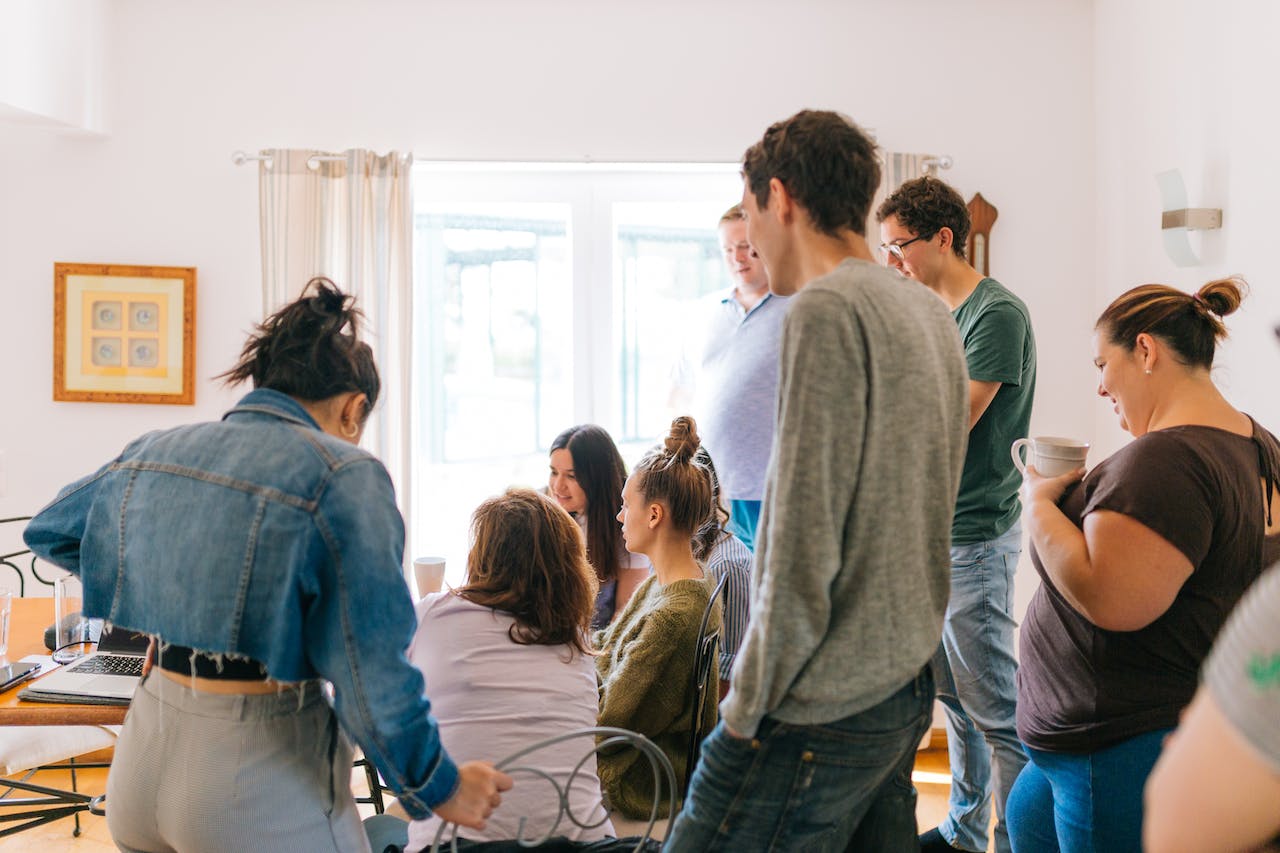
[1006,728,1170,853]
[727,500,761,552]
[364,813,409,853]
[935,522,1027,853]
[664,666,934,852]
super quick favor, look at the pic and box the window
[411,164,741,579]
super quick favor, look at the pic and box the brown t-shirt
[1017,420,1280,753]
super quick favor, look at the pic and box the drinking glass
[53,574,93,664]
[0,591,12,660]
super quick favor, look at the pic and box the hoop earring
[340,420,359,438]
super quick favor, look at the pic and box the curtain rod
[232,150,954,171]
[231,151,347,170]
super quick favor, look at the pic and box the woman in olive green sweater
[595,416,721,819]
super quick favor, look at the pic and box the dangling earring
[340,420,359,438]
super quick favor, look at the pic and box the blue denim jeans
[664,666,934,852]
[934,521,1027,853]
[1005,728,1170,853]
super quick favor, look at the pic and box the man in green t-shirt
[878,177,1037,853]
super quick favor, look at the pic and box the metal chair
[426,727,673,853]
[682,571,728,796]
[0,517,58,598]
[0,516,118,837]
[0,727,117,837]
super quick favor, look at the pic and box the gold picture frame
[54,263,196,405]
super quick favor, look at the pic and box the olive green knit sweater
[594,575,720,819]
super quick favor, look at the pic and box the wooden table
[0,598,128,726]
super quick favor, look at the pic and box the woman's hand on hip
[433,761,514,831]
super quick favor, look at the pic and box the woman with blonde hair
[368,488,613,852]
[596,416,720,819]
[1007,277,1280,852]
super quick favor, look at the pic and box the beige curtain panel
[867,152,948,235]
[256,149,415,549]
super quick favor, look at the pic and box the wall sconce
[1156,169,1223,267]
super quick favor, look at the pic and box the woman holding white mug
[1006,277,1280,852]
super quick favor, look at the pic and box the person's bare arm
[967,379,1001,430]
[1022,468,1193,631]
[1144,689,1280,853]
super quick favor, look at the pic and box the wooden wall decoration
[966,193,998,276]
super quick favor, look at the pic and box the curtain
[257,149,415,544]
[868,152,948,235]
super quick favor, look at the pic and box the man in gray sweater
[665,110,969,852]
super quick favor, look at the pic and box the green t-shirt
[952,277,1036,544]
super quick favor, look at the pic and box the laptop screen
[97,625,151,655]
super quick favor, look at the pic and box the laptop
[19,625,150,706]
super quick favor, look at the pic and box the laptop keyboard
[67,655,144,677]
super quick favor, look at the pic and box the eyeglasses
[878,233,931,263]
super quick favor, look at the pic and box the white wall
[1093,0,1280,458]
[0,0,107,132]
[0,0,1098,601]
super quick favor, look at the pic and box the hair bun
[663,416,701,463]
[1196,276,1247,320]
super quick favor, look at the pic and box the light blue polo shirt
[692,289,790,501]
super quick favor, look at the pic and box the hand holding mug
[1013,436,1089,506]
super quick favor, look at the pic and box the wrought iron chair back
[428,727,675,853]
[0,517,59,598]
[682,571,728,796]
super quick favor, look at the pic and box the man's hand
[432,762,514,831]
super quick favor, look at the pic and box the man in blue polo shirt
[684,204,789,550]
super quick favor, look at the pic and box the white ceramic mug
[1011,436,1090,477]
[413,557,446,598]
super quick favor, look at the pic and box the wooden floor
[0,748,967,852]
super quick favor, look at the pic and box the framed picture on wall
[53,263,196,405]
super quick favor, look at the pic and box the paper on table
[18,655,59,677]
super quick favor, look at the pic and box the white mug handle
[1011,438,1031,475]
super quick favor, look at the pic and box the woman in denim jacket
[24,280,511,852]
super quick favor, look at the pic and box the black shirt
[1017,420,1280,753]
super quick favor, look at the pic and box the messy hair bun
[1095,275,1249,369]
[1195,277,1246,320]
[220,277,380,412]
[633,416,713,535]
[663,416,701,465]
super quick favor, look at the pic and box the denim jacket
[24,389,458,817]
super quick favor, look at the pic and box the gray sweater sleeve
[721,290,862,736]
[1204,563,1280,774]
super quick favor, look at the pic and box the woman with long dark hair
[691,446,751,696]
[548,425,649,628]
[25,279,510,852]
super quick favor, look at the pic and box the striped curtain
[256,149,415,561]
[868,152,947,234]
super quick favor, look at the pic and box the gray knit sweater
[722,258,969,736]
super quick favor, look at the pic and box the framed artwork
[53,263,196,405]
